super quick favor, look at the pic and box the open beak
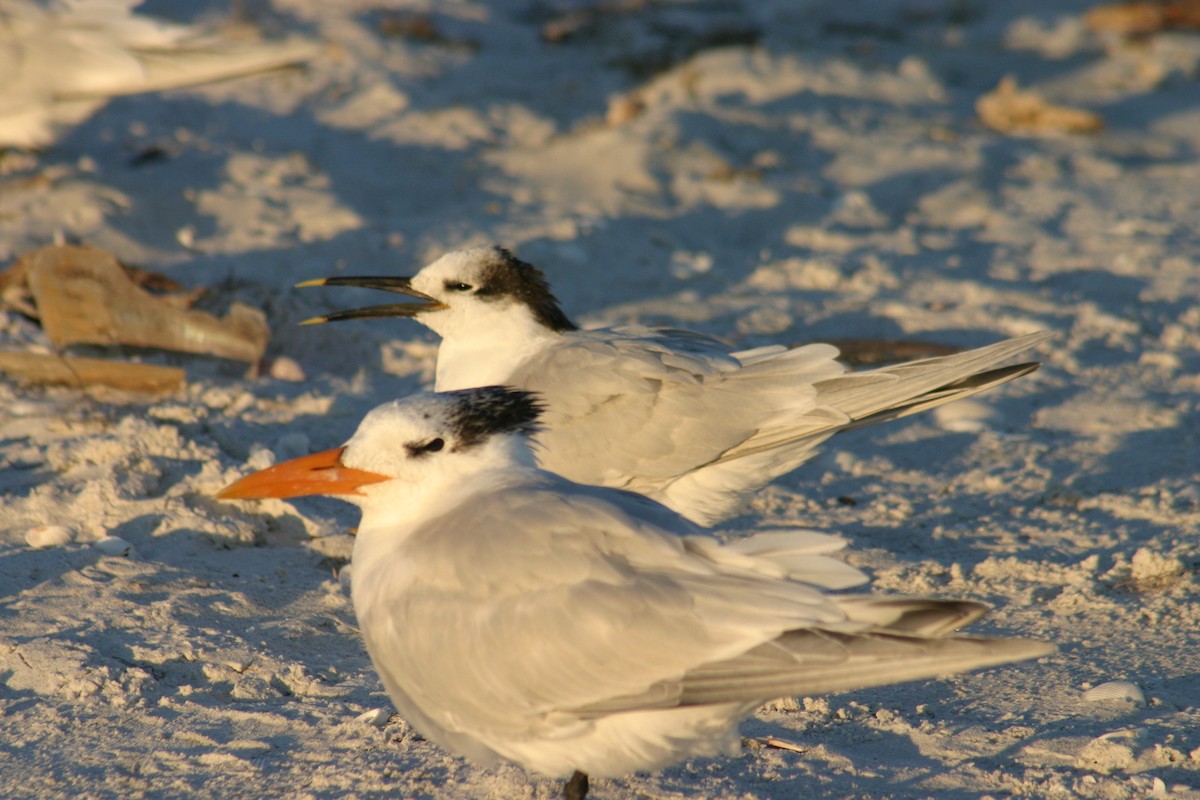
[296,276,448,324]
[217,447,388,500]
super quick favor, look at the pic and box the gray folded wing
[358,478,1050,740]
[514,329,1049,524]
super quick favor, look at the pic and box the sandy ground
[2,0,1199,797]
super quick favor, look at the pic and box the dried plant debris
[377,12,442,41]
[534,0,760,77]
[8,244,268,364]
[538,0,656,42]
[375,11,479,50]
[605,93,646,126]
[0,351,184,393]
[1085,1,1200,35]
[977,76,1104,136]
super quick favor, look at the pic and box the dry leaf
[1085,1,1200,34]
[18,245,269,364]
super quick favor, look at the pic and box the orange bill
[217,447,388,500]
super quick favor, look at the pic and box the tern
[1,0,317,149]
[300,246,1049,525]
[219,386,1052,800]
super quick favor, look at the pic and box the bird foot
[563,770,589,800]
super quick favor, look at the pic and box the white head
[302,246,577,343]
[408,247,576,339]
[340,386,543,496]
[217,387,544,508]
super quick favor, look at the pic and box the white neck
[350,438,541,614]
[427,310,560,390]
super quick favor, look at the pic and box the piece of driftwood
[1,253,200,316]
[0,351,184,392]
[977,76,1104,135]
[19,245,268,364]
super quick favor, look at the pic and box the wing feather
[356,477,1051,743]
[508,329,1048,524]
[355,477,857,739]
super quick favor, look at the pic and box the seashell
[356,708,391,728]
[1082,681,1145,704]
[93,535,133,557]
[25,524,75,548]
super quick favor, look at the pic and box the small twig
[756,736,809,754]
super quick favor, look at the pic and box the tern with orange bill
[219,386,1052,800]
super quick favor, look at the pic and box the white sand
[2,1,1198,797]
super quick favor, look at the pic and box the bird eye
[406,437,446,457]
[445,281,473,292]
